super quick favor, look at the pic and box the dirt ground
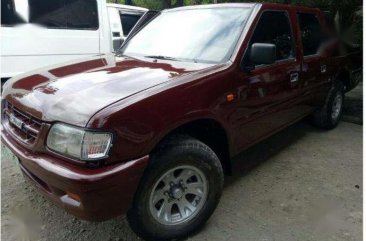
[1,85,363,241]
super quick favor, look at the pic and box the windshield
[121,7,252,63]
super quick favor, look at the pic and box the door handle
[290,73,299,83]
[321,65,327,73]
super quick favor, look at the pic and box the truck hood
[3,54,214,126]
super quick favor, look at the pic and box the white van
[0,0,148,80]
[107,3,148,50]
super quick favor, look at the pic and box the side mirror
[250,43,276,65]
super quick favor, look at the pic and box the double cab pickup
[1,3,358,241]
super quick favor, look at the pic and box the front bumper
[1,125,149,221]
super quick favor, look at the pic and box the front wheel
[127,136,224,241]
[312,80,345,129]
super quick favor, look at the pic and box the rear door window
[65,0,99,29]
[120,12,143,36]
[29,0,66,28]
[297,12,324,56]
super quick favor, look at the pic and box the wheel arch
[150,118,232,175]
[335,68,351,91]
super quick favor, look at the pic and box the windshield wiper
[144,55,180,61]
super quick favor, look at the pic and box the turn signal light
[226,94,235,102]
[67,192,81,202]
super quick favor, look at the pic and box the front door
[231,9,308,154]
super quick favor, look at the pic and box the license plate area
[9,113,24,130]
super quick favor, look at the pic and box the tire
[312,80,345,129]
[127,135,224,241]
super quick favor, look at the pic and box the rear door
[297,11,332,107]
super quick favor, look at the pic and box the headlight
[47,123,113,161]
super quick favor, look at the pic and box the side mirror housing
[250,43,276,65]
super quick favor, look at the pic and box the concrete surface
[1,83,363,241]
[1,120,362,241]
[343,81,363,125]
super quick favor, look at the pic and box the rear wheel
[127,136,224,241]
[312,80,345,129]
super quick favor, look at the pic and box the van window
[120,12,143,36]
[1,0,26,26]
[248,11,295,63]
[29,0,66,28]
[65,0,99,29]
[297,13,323,56]
[28,0,99,30]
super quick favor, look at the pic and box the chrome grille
[4,101,42,145]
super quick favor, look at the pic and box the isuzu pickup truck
[1,3,360,241]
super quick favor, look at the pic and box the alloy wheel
[149,165,208,225]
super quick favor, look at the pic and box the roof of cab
[106,3,148,12]
[261,2,321,12]
[165,3,258,12]
[164,3,320,13]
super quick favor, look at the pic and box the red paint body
[1,3,355,221]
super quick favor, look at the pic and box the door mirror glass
[250,43,276,65]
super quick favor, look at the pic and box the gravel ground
[1,85,363,241]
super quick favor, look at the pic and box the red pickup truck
[1,3,359,241]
